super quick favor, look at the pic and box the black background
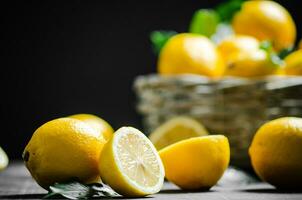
[1,0,301,159]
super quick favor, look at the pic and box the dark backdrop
[1,0,301,159]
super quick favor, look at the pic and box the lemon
[68,113,114,141]
[224,49,279,77]
[232,0,296,51]
[158,33,225,78]
[0,146,9,171]
[99,127,164,197]
[284,50,302,75]
[23,118,106,189]
[149,116,209,150]
[217,35,260,63]
[249,117,302,189]
[159,135,230,190]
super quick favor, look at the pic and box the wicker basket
[133,74,302,169]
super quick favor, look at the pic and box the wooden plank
[1,162,302,200]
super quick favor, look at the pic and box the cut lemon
[99,127,165,197]
[0,146,9,171]
[159,135,230,190]
[149,116,209,150]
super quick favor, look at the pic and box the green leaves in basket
[150,30,177,54]
[260,41,284,67]
[43,181,119,199]
[215,0,245,22]
[189,9,220,37]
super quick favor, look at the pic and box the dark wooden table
[1,162,302,199]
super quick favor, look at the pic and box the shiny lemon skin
[159,135,230,190]
[284,50,302,75]
[249,117,302,189]
[158,33,225,78]
[232,0,296,51]
[23,118,106,189]
[68,113,114,141]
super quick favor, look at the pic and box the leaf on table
[43,182,119,199]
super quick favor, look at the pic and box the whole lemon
[217,35,260,63]
[158,33,225,78]
[284,50,302,75]
[224,49,279,77]
[232,0,296,51]
[249,117,302,189]
[68,114,114,141]
[23,118,106,189]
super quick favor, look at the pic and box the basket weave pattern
[133,74,302,169]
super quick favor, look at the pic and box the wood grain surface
[0,162,302,199]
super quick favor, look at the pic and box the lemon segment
[0,146,9,171]
[149,116,209,150]
[249,117,302,189]
[68,113,114,141]
[99,127,164,197]
[159,135,230,190]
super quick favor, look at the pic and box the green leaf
[278,47,294,59]
[150,30,177,54]
[216,0,245,22]
[189,9,220,37]
[43,182,119,199]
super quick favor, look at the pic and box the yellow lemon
[99,127,164,197]
[0,146,9,171]
[249,117,302,189]
[159,135,230,190]
[284,50,302,75]
[23,118,106,189]
[224,48,280,77]
[69,113,114,141]
[149,116,208,150]
[232,0,296,51]
[158,33,225,78]
[217,35,260,63]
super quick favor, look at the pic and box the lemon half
[159,135,230,190]
[99,127,165,197]
[0,146,9,171]
[149,116,209,150]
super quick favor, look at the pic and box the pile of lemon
[157,0,302,78]
[22,114,302,195]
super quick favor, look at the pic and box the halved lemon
[159,135,230,190]
[0,146,9,171]
[149,116,209,150]
[99,127,165,197]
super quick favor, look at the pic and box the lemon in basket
[0,146,9,171]
[232,0,296,51]
[149,116,209,150]
[68,113,114,141]
[99,127,164,197]
[159,135,230,190]
[218,35,280,77]
[217,35,260,63]
[158,33,225,78]
[23,118,107,189]
[249,117,302,189]
[283,50,302,75]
